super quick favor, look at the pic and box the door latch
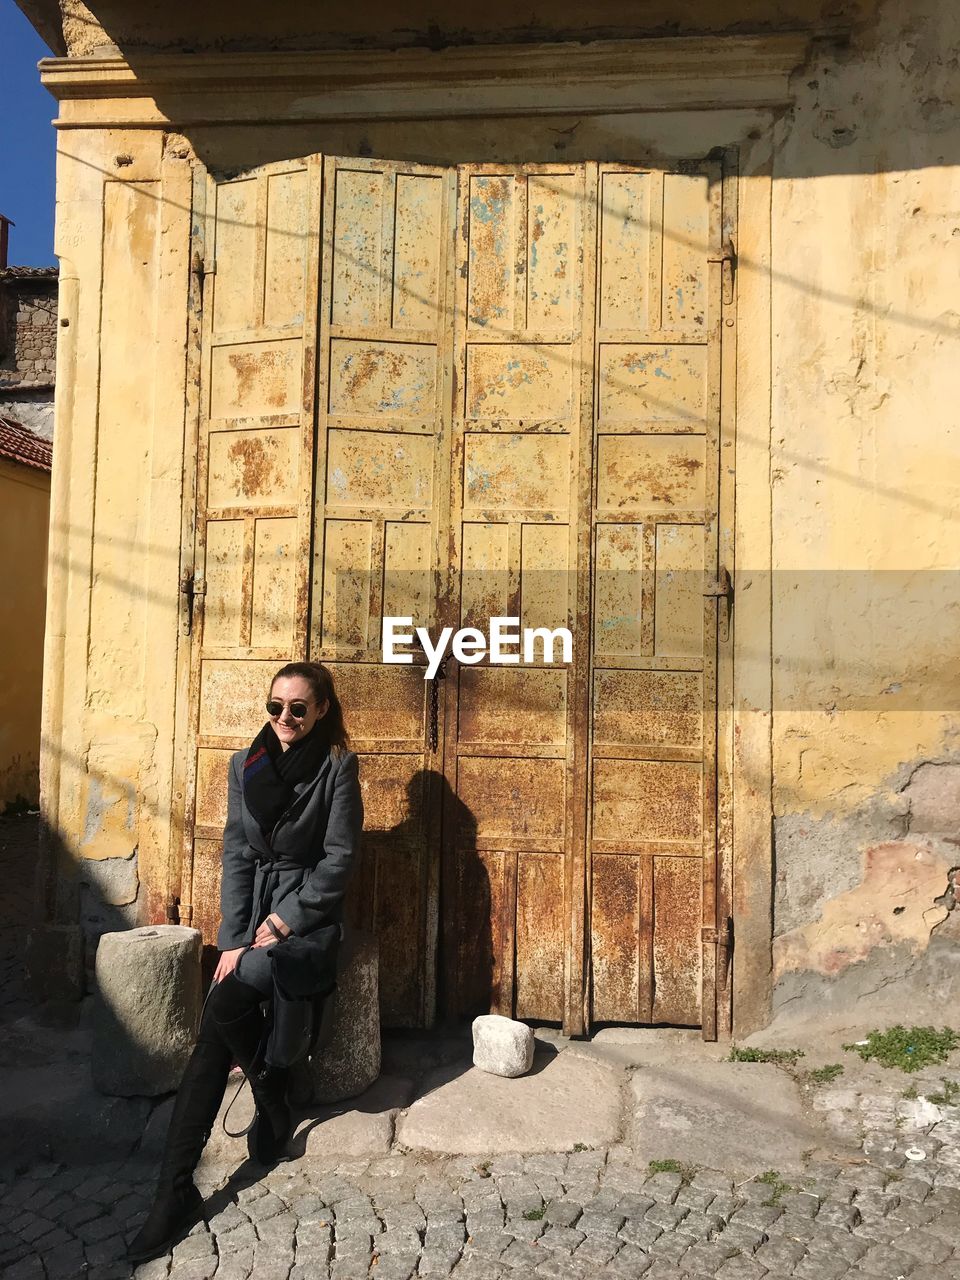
[703,566,733,642]
[179,570,206,637]
[707,237,736,306]
[413,633,449,752]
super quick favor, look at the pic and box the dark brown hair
[270,662,350,756]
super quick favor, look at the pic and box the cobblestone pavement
[2,1079,960,1280]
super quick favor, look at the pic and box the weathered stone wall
[0,279,57,384]
[53,0,877,56]
[0,277,57,440]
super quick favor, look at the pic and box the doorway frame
[112,36,792,1037]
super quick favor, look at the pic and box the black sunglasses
[266,699,310,720]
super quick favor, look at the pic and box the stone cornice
[40,34,810,127]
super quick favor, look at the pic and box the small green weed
[756,1170,792,1206]
[572,1142,589,1152]
[842,1026,959,1073]
[729,1045,805,1065]
[902,1083,919,1100]
[648,1158,698,1184]
[806,1064,844,1085]
[522,1207,545,1221]
[927,1078,960,1107]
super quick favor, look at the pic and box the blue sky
[1,4,57,265]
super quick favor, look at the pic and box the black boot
[215,1005,294,1165]
[127,1040,230,1263]
[247,1061,293,1164]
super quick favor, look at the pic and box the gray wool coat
[216,745,364,953]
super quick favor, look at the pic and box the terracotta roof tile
[0,266,58,280]
[0,416,52,473]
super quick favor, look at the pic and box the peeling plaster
[774,838,955,980]
[78,850,139,906]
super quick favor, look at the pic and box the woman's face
[267,675,328,750]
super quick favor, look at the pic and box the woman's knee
[199,972,264,1037]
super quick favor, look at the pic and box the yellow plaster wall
[770,0,960,820]
[44,129,192,927]
[764,0,960,1005]
[37,0,960,1016]
[0,460,50,809]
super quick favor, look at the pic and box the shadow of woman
[345,765,494,1029]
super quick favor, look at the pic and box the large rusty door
[182,158,323,944]
[183,153,732,1038]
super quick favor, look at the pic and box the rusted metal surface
[443,165,587,1027]
[597,435,707,510]
[189,837,223,947]
[515,852,565,1021]
[450,846,508,1017]
[590,853,647,1022]
[597,343,707,430]
[592,759,703,846]
[651,856,702,1025]
[459,666,566,746]
[593,669,703,748]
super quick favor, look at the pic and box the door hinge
[191,250,216,304]
[708,237,736,305]
[179,570,206,637]
[703,918,733,986]
[191,250,216,278]
[703,565,733,643]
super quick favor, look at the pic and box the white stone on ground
[472,1013,534,1078]
[397,1051,620,1154]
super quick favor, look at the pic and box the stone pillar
[307,929,381,1104]
[92,925,202,1097]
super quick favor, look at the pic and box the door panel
[442,164,592,1026]
[183,157,322,948]
[588,162,722,1031]
[310,157,455,1028]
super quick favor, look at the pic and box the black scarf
[242,722,329,841]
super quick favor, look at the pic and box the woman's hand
[212,947,246,984]
[252,912,291,949]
